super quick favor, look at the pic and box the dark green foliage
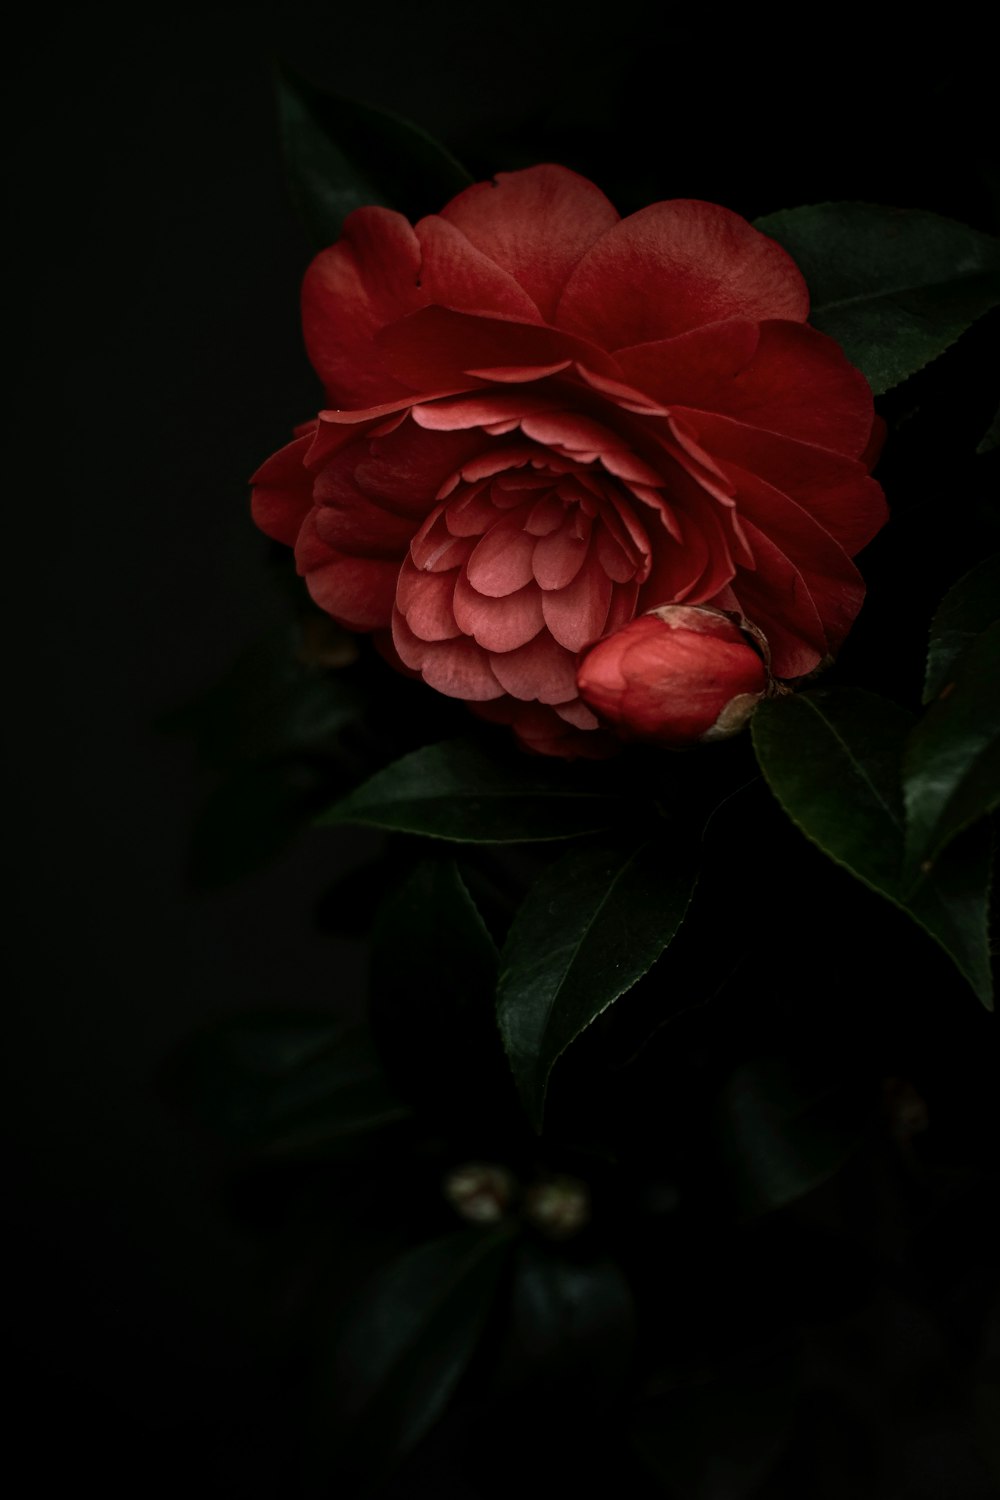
[276,66,471,248]
[756,203,1000,393]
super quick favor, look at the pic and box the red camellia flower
[252,166,886,756]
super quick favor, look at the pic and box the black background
[7,8,997,1494]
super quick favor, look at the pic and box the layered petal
[557,200,809,349]
[255,167,888,758]
[295,511,400,630]
[302,207,426,405]
[414,215,544,322]
[250,432,314,545]
[374,305,619,392]
[438,165,621,321]
[621,320,874,457]
[674,411,887,554]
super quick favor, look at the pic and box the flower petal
[438,164,621,321]
[675,411,887,554]
[541,555,614,651]
[409,508,475,572]
[412,390,562,432]
[415,215,543,322]
[396,560,463,641]
[615,320,761,405]
[392,608,504,699]
[311,454,417,558]
[532,519,590,590]
[667,321,875,457]
[519,411,665,484]
[489,631,579,703]
[421,637,505,701]
[556,199,809,349]
[473,697,615,758]
[728,523,830,678]
[302,207,426,405]
[525,493,566,536]
[725,466,865,654]
[465,521,537,596]
[353,418,485,516]
[250,432,314,545]
[295,513,399,629]
[452,572,545,651]
[374,306,619,392]
[552,698,601,731]
[604,581,641,637]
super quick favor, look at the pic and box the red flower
[252,166,886,756]
[577,605,769,748]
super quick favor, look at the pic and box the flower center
[391,447,654,713]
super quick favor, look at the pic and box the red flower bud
[576,605,769,748]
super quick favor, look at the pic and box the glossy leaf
[755,203,1000,394]
[321,739,626,843]
[501,1240,635,1397]
[497,835,698,1130]
[276,66,472,248]
[904,620,1000,883]
[922,555,1000,704]
[323,1230,511,1480]
[752,689,992,1006]
[716,1057,869,1216]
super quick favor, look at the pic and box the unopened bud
[443,1162,516,1224]
[523,1174,591,1239]
[576,605,769,748]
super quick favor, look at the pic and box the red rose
[252,166,886,756]
[577,605,769,748]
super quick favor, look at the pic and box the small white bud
[523,1174,591,1239]
[443,1162,516,1224]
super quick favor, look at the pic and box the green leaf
[752,689,992,1007]
[497,835,698,1130]
[275,66,472,248]
[373,857,498,991]
[323,1230,511,1481]
[904,620,1000,883]
[752,689,913,892]
[923,555,1000,704]
[173,1013,409,1156]
[321,739,627,844]
[716,1057,869,1216]
[501,1241,635,1397]
[754,203,1000,394]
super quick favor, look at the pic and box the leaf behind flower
[755,202,1000,394]
[319,738,628,843]
[275,65,472,247]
